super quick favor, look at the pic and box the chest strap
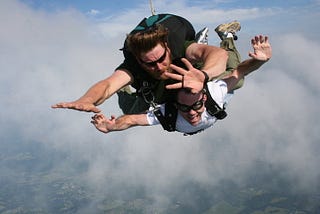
[154,102,177,132]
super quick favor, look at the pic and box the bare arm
[165,35,272,93]
[165,44,228,93]
[224,35,272,92]
[185,43,228,80]
[91,113,150,134]
[51,69,133,113]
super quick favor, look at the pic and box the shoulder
[206,80,228,103]
[185,43,208,61]
[207,80,227,92]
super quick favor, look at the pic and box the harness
[154,103,178,132]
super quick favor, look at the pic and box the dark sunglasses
[176,94,205,113]
[140,48,167,67]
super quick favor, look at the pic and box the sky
[1,0,320,211]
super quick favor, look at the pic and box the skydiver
[52,14,229,114]
[91,35,272,135]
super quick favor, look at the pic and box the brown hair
[126,24,169,58]
[176,88,206,101]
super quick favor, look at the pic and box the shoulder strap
[204,84,227,120]
[153,102,177,132]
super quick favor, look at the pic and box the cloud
[1,0,320,211]
[87,9,100,16]
[223,32,320,190]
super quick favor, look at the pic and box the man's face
[138,43,172,80]
[176,91,207,126]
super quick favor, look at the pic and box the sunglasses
[176,94,205,113]
[140,48,167,67]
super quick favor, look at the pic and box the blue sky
[16,0,320,39]
[20,0,317,12]
[1,0,320,211]
[20,0,146,13]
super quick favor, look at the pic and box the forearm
[224,58,268,92]
[233,34,272,79]
[230,34,272,80]
[236,58,268,78]
[109,114,150,132]
[76,79,111,106]
[77,70,132,106]
[111,115,137,131]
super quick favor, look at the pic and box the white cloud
[87,9,100,16]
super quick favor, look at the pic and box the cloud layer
[1,0,320,211]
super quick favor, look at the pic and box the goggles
[176,93,205,112]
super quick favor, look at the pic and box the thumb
[248,51,256,59]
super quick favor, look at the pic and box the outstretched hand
[249,35,272,61]
[51,101,101,113]
[91,113,116,133]
[164,58,206,93]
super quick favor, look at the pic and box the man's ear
[164,42,171,54]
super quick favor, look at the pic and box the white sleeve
[206,80,228,108]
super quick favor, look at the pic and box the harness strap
[153,102,177,132]
[140,81,156,107]
[140,81,177,132]
[164,102,178,131]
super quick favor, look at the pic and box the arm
[51,69,133,113]
[165,35,272,93]
[224,35,272,92]
[165,44,228,93]
[185,43,228,80]
[91,113,150,134]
